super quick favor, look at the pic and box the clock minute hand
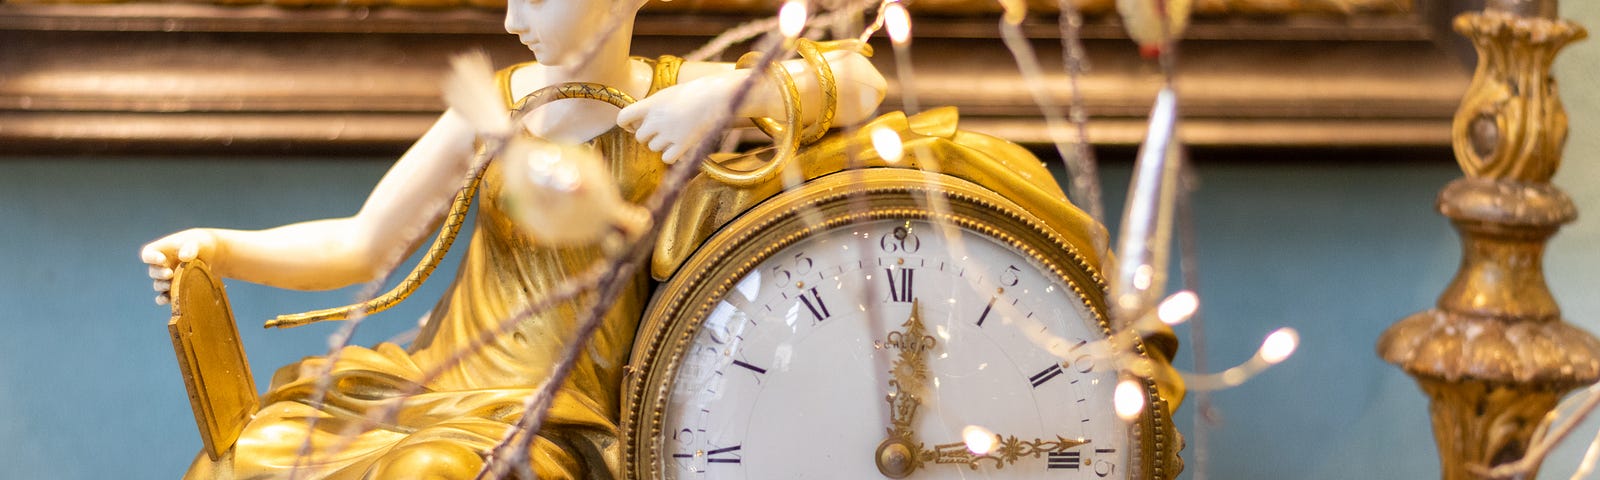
[922,435,1091,470]
[876,300,936,478]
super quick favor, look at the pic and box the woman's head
[504,0,643,65]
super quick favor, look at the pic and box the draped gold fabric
[184,57,677,480]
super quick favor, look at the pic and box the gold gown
[184,57,677,480]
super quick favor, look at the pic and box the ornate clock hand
[923,435,1091,470]
[876,300,936,478]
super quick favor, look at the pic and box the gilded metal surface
[703,54,801,187]
[168,259,259,461]
[876,302,934,478]
[1449,11,1586,182]
[747,39,865,145]
[885,302,934,440]
[625,162,1183,479]
[183,59,684,480]
[1414,378,1565,479]
[1376,5,1600,479]
[921,435,1091,470]
[653,107,1104,281]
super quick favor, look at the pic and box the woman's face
[504,0,614,66]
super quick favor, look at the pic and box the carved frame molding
[0,1,1469,154]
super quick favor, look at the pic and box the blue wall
[5,4,1600,478]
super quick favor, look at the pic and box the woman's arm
[143,110,478,295]
[684,48,887,126]
[617,48,888,164]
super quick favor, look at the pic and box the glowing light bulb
[1259,328,1299,365]
[885,2,911,45]
[779,0,807,39]
[1132,264,1153,290]
[962,425,996,455]
[871,126,904,163]
[1156,290,1198,326]
[1114,378,1146,421]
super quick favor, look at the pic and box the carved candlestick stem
[1376,3,1600,479]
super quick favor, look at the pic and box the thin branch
[1483,385,1600,479]
[1056,0,1104,230]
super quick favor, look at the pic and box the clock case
[624,108,1184,479]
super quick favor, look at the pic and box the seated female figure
[140,1,887,478]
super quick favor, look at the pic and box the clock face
[654,217,1128,479]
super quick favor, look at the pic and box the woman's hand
[140,228,222,305]
[617,47,887,166]
[616,75,737,165]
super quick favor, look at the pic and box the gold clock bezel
[621,167,1175,479]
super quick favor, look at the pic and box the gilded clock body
[625,110,1181,479]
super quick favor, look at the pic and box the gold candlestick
[1376,2,1600,479]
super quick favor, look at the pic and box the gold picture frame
[0,0,1463,152]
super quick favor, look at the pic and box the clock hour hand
[922,435,1091,470]
[876,300,936,478]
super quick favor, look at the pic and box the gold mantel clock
[625,108,1183,479]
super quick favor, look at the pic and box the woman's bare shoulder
[504,61,550,102]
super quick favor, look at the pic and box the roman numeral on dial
[976,296,997,326]
[673,444,742,465]
[885,268,914,303]
[798,287,831,322]
[1029,363,1065,388]
[1047,451,1082,470]
[730,359,767,375]
[707,445,742,464]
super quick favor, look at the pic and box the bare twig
[1177,158,1216,480]
[1056,0,1104,230]
[1481,385,1600,479]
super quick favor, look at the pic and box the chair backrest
[168,259,259,461]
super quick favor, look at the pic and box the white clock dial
[657,218,1128,479]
